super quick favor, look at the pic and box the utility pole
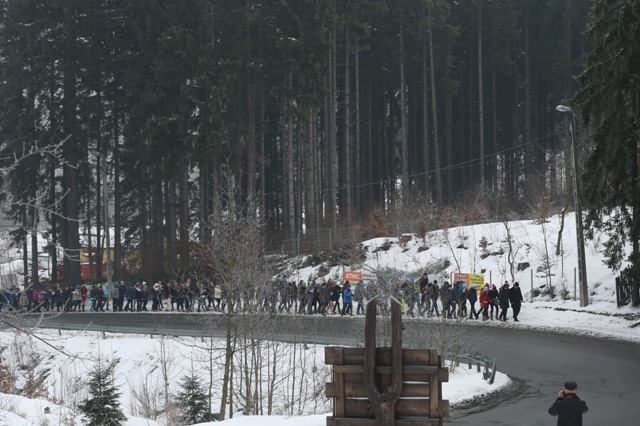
[556,105,589,306]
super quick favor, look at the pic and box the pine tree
[78,358,127,426]
[175,373,211,425]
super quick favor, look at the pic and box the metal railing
[447,352,497,385]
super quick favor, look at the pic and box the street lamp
[556,104,589,307]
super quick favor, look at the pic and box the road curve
[23,312,640,425]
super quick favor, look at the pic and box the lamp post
[556,104,588,306]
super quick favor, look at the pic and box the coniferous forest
[0,1,602,285]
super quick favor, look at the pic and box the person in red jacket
[479,284,491,321]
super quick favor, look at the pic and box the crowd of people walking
[0,273,524,321]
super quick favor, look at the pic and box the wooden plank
[331,418,441,426]
[335,367,345,417]
[439,399,450,418]
[327,382,431,398]
[430,349,440,366]
[340,372,438,384]
[326,416,336,426]
[333,374,441,386]
[344,398,435,418]
[429,369,439,418]
[334,365,440,375]
[325,347,434,366]
[438,366,449,383]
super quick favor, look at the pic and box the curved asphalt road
[21,312,640,425]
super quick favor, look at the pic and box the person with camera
[548,380,588,425]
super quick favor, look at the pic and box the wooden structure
[325,298,449,426]
[616,267,639,307]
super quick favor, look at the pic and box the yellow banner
[453,273,484,295]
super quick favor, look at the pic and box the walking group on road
[2,272,525,323]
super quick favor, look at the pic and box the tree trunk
[96,157,102,280]
[354,45,361,216]
[446,96,453,201]
[31,209,39,288]
[329,18,338,234]
[139,168,148,279]
[478,0,485,189]
[344,24,353,229]
[524,12,532,195]
[246,0,256,207]
[22,211,28,289]
[167,178,178,275]
[491,58,498,193]
[113,114,122,281]
[367,64,374,209]
[631,123,640,306]
[49,164,58,284]
[180,162,190,271]
[62,0,81,286]
[286,73,296,239]
[400,22,409,200]
[422,38,430,196]
[307,110,317,232]
[428,8,443,206]
[198,159,208,244]
[153,169,164,279]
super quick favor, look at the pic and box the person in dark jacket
[331,281,342,314]
[488,284,499,320]
[440,282,454,319]
[509,281,524,321]
[498,283,510,321]
[466,284,479,319]
[548,380,588,425]
[318,283,329,316]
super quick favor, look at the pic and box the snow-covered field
[1,212,638,425]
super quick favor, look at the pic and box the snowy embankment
[0,328,508,426]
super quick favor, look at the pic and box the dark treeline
[0,0,592,286]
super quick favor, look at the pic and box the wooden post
[363,297,403,426]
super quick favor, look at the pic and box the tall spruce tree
[78,358,127,426]
[574,0,640,305]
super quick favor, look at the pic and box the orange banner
[343,271,363,282]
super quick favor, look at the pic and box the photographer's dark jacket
[548,393,588,426]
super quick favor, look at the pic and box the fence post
[530,269,533,302]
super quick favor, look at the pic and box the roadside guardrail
[447,351,497,384]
